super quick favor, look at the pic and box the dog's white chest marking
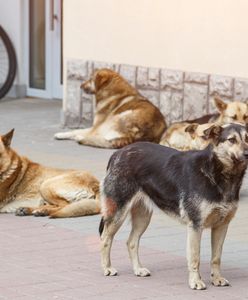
[178,196,238,228]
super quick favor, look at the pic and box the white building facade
[1,0,248,127]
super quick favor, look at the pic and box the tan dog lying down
[160,122,217,150]
[0,129,100,218]
[55,68,166,148]
[160,96,248,151]
[188,96,248,125]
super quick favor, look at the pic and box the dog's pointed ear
[2,128,15,147]
[185,123,198,137]
[203,125,222,140]
[214,96,227,112]
[95,69,111,90]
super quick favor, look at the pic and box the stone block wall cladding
[63,59,248,128]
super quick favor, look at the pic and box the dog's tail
[99,217,105,236]
[50,197,100,218]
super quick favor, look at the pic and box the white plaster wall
[63,0,248,78]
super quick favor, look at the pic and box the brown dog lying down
[0,129,100,218]
[55,68,167,148]
[187,96,248,125]
[160,122,217,150]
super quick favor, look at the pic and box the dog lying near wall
[160,122,216,150]
[0,129,100,218]
[160,96,248,150]
[187,96,248,125]
[99,123,248,290]
[55,68,166,148]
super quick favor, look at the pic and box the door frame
[23,0,62,99]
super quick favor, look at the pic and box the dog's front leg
[211,223,230,287]
[187,224,206,290]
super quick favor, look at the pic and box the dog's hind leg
[16,172,100,218]
[127,202,152,277]
[38,174,100,218]
[78,135,134,149]
[187,225,206,290]
[49,198,100,218]
[211,223,230,287]
[78,134,113,148]
[54,128,92,140]
[100,207,129,276]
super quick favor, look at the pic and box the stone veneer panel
[159,91,171,124]
[209,75,234,98]
[119,64,137,86]
[63,59,248,128]
[160,91,183,124]
[161,69,183,91]
[184,72,209,84]
[183,83,208,120]
[67,60,88,81]
[234,78,248,101]
[140,90,160,108]
[137,67,160,90]
[64,79,82,128]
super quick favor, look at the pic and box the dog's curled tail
[50,197,101,218]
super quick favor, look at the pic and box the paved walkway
[0,98,248,300]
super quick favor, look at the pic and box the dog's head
[161,122,219,150]
[0,129,15,172]
[214,96,248,125]
[209,124,248,168]
[80,69,117,95]
[185,123,218,150]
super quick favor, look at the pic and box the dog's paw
[76,137,85,144]
[103,267,118,276]
[189,278,207,290]
[15,207,30,216]
[211,276,230,287]
[32,209,48,217]
[134,267,151,277]
[54,132,66,140]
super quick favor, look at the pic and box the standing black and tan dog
[55,69,166,148]
[99,124,248,290]
[0,129,100,218]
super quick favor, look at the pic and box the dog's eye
[231,115,237,120]
[244,115,248,120]
[245,135,248,143]
[228,137,236,144]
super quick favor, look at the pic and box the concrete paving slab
[0,98,248,299]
